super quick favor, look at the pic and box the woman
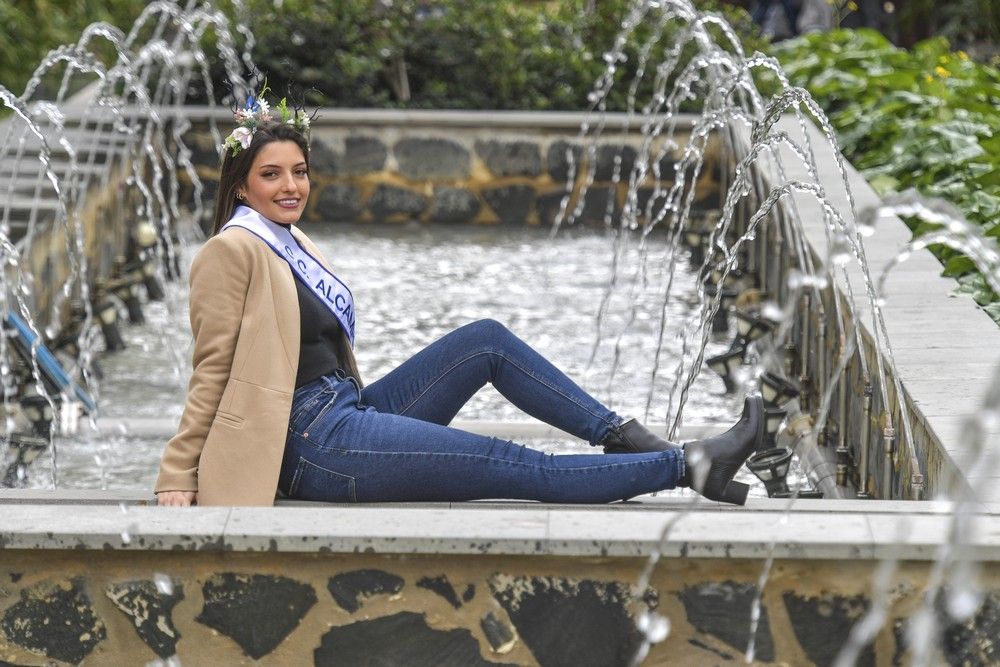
[155,97,763,507]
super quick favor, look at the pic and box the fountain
[0,0,998,664]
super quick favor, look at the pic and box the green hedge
[0,0,141,98]
[0,1,763,110]
[770,29,1000,321]
[213,0,764,111]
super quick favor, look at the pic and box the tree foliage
[207,0,765,111]
[0,0,141,96]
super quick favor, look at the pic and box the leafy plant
[771,29,1000,321]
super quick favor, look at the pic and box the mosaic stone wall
[0,550,997,665]
[181,122,722,228]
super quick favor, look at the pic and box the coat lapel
[268,242,300,375]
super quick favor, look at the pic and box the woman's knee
[448,320,519,368]
[463,318,510,342]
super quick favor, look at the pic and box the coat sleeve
[154,235,251,493]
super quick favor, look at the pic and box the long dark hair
[211,121,311,236]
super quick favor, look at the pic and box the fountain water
[0,0,249,488]
[546,0,1000,661]
[1,0,998,664]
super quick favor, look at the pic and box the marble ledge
[0,501,998,562]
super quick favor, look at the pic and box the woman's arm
[155,235,252,503]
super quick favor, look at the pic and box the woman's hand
[157,490,198,506]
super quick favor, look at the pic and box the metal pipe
[837,370,848,452]
[799,438,841,498]
[857,383,872,498]
[910,454,925,501]
[798,292,811,411]
[786,414,842,498]
[744,199,758,278]
[815,301,826,421]
[835,373,849,486]
[882,424,896,499]
[775,213,786,305]
[759,209,770,297]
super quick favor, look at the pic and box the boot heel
[719,480,749,505]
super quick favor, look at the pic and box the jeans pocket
[289,456,357,502]
[301,399,339,440]
[290,386,338,431]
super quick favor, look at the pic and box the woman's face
[237,140,310,225]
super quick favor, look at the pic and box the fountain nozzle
[759,371,799,408]
[703,282,738,334]
[746,447,794,497]
[762,406,787,451]
[683,229,710,266]
[705,347,744,393]
[732,308,774,345]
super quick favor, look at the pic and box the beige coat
[154,225,361,506]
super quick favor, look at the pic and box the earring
[236,193,245,200]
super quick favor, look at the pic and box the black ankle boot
[599,419,681,454]
[678,395,764,505]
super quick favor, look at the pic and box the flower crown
[223,82,311,157]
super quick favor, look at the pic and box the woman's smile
[238,140,310,225]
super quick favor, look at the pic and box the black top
[294,277,345,388]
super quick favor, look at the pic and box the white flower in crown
[257,98,272,121]
[231,126,253,149]
[222,126,254,156]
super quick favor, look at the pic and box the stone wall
[1,549,997,665]
[181,110,721,228]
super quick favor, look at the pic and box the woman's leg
[360,319,622,445]
[282,375,684,504]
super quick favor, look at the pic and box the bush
[771,29,1000,321]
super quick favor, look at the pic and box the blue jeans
[279,319,684,503]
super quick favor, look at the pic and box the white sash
[221,205,356,346]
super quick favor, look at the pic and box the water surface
[40,222,742,493]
